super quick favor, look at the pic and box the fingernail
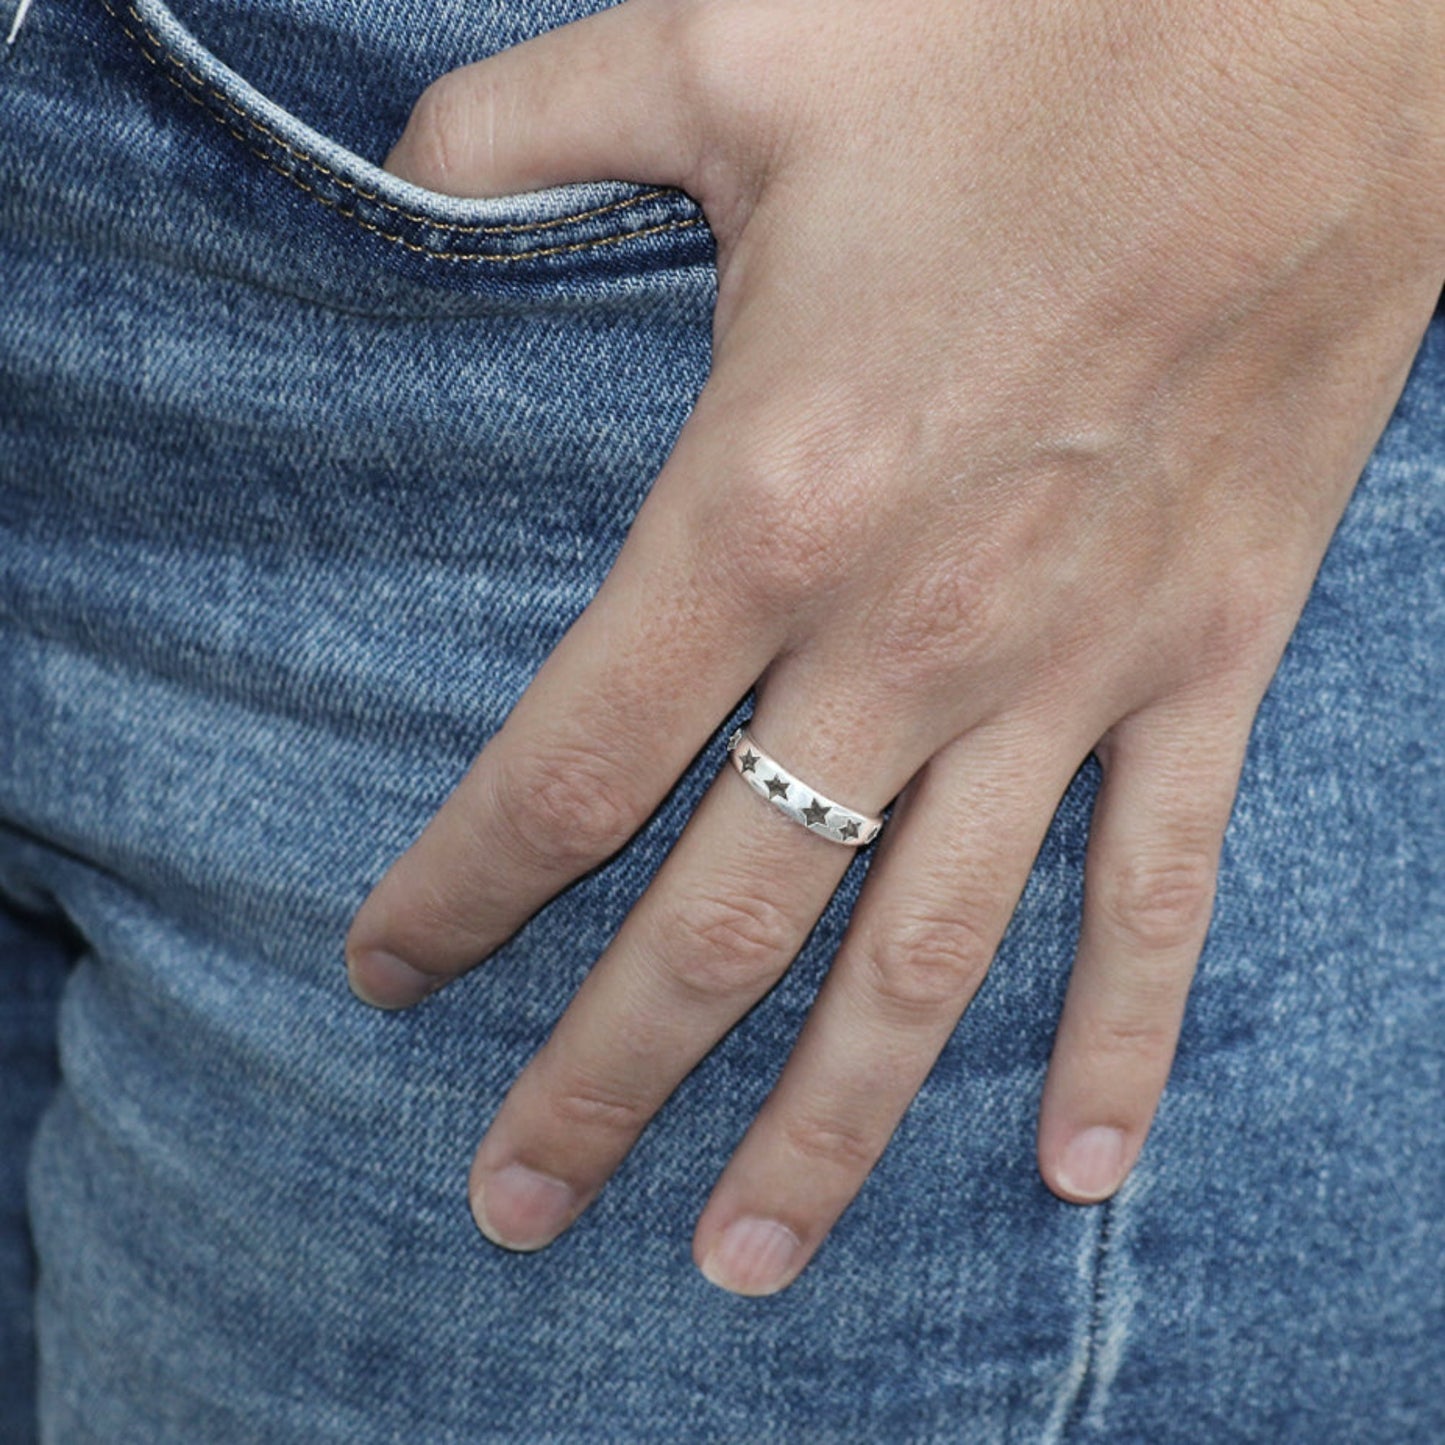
[472,1163,577,1251]
[347,949,437,1010]
[1057,1126,1127,1200]
[700,1217,803,1296]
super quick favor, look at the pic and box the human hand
[347,0,1445,1295]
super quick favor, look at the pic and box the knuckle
[709,448,874,620]
[1084,999,1182,1068]
[672,0,788,131]
[1223,585,1295,674]
[662,888,796,1003]
[1189,560,1298,683]
[720,474,826,604]
[547,1070,653,1140]
[491,746,642,873]
[857,911,994,1020]
[1096,851,1217,953]
[862,561,1003,699]
[778,1108,880,1174]
[1086,1005,1179,1063]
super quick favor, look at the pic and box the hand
[347,0,1445,1295]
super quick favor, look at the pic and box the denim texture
[2,0,1442,1439]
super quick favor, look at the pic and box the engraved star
[765,774,791,800]
[838,818,861,841]
[802,797,831,828]
[739,749,760,774]
[728,729,744,751]
[864,825,882,844]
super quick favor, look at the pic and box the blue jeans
[2,0,1442,1439]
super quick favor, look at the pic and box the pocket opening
[98,0,705,263]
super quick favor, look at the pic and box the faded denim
[2,0,1442,1440]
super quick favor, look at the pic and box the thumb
[382,0,700,199]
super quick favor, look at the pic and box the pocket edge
[101,0,705,259]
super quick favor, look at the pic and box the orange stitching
[98,0,686,244]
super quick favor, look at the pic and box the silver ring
[726,722,884,848]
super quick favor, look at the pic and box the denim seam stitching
[97,0,700,258]
[98,0,666,234]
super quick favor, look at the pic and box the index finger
[344,414,779,1008]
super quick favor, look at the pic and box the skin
[345,0,1445,1296]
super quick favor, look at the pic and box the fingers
[344,412,780,1009]
[382,0,700,197]
[1036,691,1254,1203]
[462,701,917,1254]
[690,720,1085,1294]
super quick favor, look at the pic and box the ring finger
[463,690,921,1254]
[691,717,1090,1294]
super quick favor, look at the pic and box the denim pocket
[93,0,706,270]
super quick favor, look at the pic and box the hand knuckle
[720,480,832,606]
[779,1109,879,1173]
[1097,851,1216,952]
[858,911,994,1020]
[1085,1005,1180,1068]
[1188,562,1298,680]
[492,746,641,871]
[548,1070,652,1139]
[662,888,795,1002]
[863,563,1001,698]
[673,0,788,132]
[734,531,830,613]
[711,452,873,620]
[1225,587,1295,673]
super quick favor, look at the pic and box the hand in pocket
[346,0,1445,1295]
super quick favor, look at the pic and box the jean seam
[96,0,704,261]
[1057,1199,1113,1442]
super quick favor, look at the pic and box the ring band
[726,722,884,848]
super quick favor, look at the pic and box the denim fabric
[2,0,1442,1440]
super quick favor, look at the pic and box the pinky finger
[1037,692,1255,1204]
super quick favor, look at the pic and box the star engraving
[728,728,744,751]
[765,774,791,800]
[739,749,760,774]
[802,797,831,828]
[838,818,862,841]
[864,824,882,844]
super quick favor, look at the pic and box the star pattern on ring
[765,774,791,800]
[802,797,832,828]
[838,818,862,841]
[738,749,760,774]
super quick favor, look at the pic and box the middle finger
[464,701,911,1253]
[693,717,1087,1294]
